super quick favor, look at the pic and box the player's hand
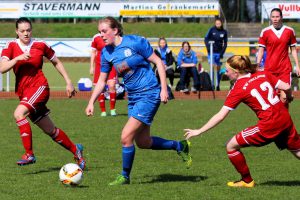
[184,129,201,140]
[160,88,168,104]
[295,65,300,77]
[85,104,94,116]
[16,52,31,61]
[89,67,94,76]
[66,83,77,98]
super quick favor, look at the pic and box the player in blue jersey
[85,17,192,185]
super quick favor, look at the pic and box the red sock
[110,92,116,110]
[16,118,33,155]
[98,93,106,112]
[51,127,76,154]
[227,150,253,183]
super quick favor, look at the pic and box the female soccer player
[0,17,85,170]
[85,16,191,185]
[184,55,300,188]
[90,30,117,117]
[257,8,300,104]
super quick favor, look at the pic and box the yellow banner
[120,10,219,16]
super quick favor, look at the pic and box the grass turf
[0,98,300,199]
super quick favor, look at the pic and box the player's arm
[291,46,300,76]
[51,56,76,98]
[277,80,293,102]
[90,49,97,75]
[85,72,108,116]
[256,47,265,65]
[148,52,168,103]
[184,107,230,139]
[0,53,31,73]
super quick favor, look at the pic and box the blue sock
[151,136,183,151]
[121,145,135,179]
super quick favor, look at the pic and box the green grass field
[0,22,300,38]
[1,98,300,199]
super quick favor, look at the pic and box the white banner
[262,2,300,19]
[0,1,219,18]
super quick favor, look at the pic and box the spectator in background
[257,8,300,105]
[153,37,175,88]
[90,25,117,117]
[205,17,228,91]
[177,41,199,92]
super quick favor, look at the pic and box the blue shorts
[127,89,161,125]
[208,53,222,66]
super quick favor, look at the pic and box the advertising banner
[262,1,300,19]
[0,1,219,18]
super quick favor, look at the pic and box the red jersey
[224,71,292,138]
[1,39,55,96]
[91,33,105,68]
[258,25,297,74]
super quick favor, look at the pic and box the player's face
[270,11,282,28]
[16,22,32,45]
[159,39,166,49]
[225,64,238,80]
[98,22,118,46]
[215,20,222,29]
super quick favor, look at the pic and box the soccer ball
[59,163,83,186]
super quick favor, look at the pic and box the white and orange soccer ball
[59,163,83,186]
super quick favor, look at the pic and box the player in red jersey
[90,30,117,117]
[257,8,300,103]
[0,17,85,169]
[184,55,300,188]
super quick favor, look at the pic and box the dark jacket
[154,47,175,68]
[204,26,228,57]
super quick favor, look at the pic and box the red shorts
[93,64,118,85]
[19,85,50,123]
[236,124,300,151]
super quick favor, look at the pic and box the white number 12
[250,81,279,110]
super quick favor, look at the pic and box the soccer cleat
[17,153,36,166]
[227,180,255,188]
[110,109,117,116]
[177,140,192,169]
[74,144,86,170]
[109,174,130,186]
[101,112,107,117]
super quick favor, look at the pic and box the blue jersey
[101,35,159,95]
[177,49,198,67]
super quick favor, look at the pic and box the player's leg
[35,115,86,170]
[226,136,254,187]
[135,125,192,168]
[107,79,117,116]
[109,117,144,185]
[14,104,36,165]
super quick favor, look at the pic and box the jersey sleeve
[42,41,55,60]
[134,36,153,59]
[100,50,111,73]
[258,30,267,48]
[223,87,243,110]
[91,37,97,50]
[192,51,198,64]
[1,41,13,60]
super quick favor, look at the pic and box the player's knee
[136,139,151,149]
[291,150,300,159]
[120,132,133,146]
[13,110,26,121]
